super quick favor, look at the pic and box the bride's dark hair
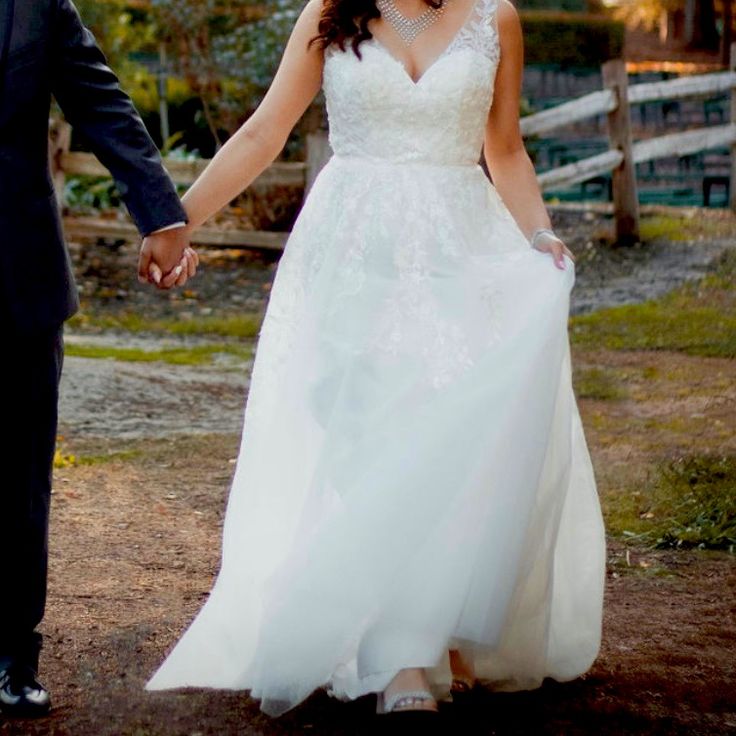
[310,0,444,57]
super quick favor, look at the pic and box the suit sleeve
[49,0,188,236]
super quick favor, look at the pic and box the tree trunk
[684,0,720,51]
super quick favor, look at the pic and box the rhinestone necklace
[376,0,448,46]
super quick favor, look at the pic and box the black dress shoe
[0,663,51,718]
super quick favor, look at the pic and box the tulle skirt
[146,155,606,716]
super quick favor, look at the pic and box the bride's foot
[377,668,439,714]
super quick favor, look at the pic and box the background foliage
[73,0,303,154]
[521,11,626,67]
[150,0,303,147]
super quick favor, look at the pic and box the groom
[0,0,195,717]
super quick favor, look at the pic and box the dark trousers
[0,322,64,671]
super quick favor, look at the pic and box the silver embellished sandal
[376,688,438,715]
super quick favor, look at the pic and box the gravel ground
[569,237,734,314]
[59,352,250,440]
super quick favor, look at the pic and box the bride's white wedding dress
[146,0,606,717]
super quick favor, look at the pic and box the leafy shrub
[638,455,736,552]
[64,176,122,213]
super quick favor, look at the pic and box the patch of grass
[54,449,141,469]
[68,311,264,339]
[639,213,736,243]
[605,454,736,552]
[65,343,251,366]
[639,215,695,242]
[570,249,736,358]
[607,554,678,579]
[77,450,142,466]
[640,365,660,381]
[573,365,626,400]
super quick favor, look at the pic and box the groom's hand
[155,246,200,289]
[137,226,197,288]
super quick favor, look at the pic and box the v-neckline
[369,0,481,86]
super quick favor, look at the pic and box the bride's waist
[328,153,483,172]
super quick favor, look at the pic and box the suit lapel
[0,0,16,87]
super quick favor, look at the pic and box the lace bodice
[323,0,501,166]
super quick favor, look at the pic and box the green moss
[570,250,736,358]
[65,343,251,366]
[68,311,263,339]
[573,365,627,400]
[604,454,736,552]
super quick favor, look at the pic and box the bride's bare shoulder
[497,0,520,23]
[300,0,326,28]
[283,0,326,59]
[495,0,523,53]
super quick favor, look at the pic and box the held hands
[530,228,576,271]
[137,226,200,289]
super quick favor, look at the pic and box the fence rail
[60,151,308,189]
[522,45,736,241]
[54,44,736,248]
[52,126,313,249]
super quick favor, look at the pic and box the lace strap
[480,0,500,18]
[478,0,501,49]
[447,0,501,63]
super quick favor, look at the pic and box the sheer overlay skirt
[146,156,606,716]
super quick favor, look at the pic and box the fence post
[730,42,736,212]
[602,58,640,245]
[48,119,72,210]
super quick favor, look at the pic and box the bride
[145,0,606,724]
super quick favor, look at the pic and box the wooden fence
[522,45,736,242]
[53,45,736,249]
[51,122,319,251]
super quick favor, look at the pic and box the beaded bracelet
[530,227,563,250]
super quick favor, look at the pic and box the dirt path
[3,215,734,735]
[13,344,736,736]
[0,424,733,736]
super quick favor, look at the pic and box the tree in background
[150,0,302,147]
[683,0,720,51]
[611,0,729,56]
[72,0,303,151]
[74,0,158,73]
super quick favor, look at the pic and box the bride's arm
[483,0,574,269]
[179,0,325,231]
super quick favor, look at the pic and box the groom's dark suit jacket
[0,0,187,332]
